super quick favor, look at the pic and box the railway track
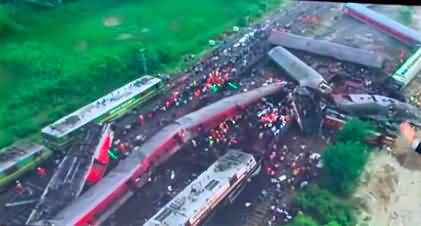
[0,192,40,226]
[2,204,33,225]
[239,199,272,226]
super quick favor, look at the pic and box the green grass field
[0,0,283,148]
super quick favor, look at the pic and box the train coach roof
[41,76,161,139]
[0,143,45,173]
[268,46,326,90]
[144,150,255,226]
[268,31,384,69]
[176,82,284,128]
[345,3,421,44]
[136,123,185,157]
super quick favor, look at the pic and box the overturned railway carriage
[41,76,163,150]
[85,125,114,185]
[0,143,52,188]
[37,83,286,226]
[344,3,421,47]
[322,108,395,146]
[268,47,332,94]
[27,124,114,224]
[143,150,258,226]
[332,93,421,127]
[391,47,421,89]
[325,92,421,145]
[268,31,384,69]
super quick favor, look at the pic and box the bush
[287,213,319,226]
[287,214,343,226]
[324,222,342,226]
[322,142,369,195]
[323,119,372,195]
[335,119,372,144]
[294,185,356,226]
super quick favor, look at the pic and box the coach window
[229,175,238,185]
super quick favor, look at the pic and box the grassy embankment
[0,0,284,148]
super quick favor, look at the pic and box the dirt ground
[353,133,421,226]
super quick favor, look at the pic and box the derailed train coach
[323,93,421,146]
[268,31,385,69]
[26,124,114,225]
[268,46,332,94]
[36,82,286,226]
[331,93,421,128]
[344,3,421,47]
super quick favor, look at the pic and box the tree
[324,221,342,226]
[287,214,343,226]
[288,213,319,226]
[322,142,369,195]
[294,185,356,226]
[335,119,372,144]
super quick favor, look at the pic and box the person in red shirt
[36,166,48,177]
[15,180,25,195]
[138,114,145,125]
[399,49,406,63]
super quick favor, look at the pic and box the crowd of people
[263,142,323,225]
